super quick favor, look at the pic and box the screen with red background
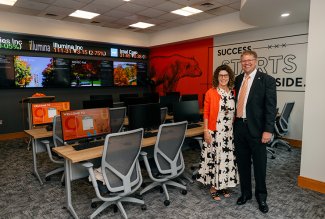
[31,102,70,125]
[60,108,110,141]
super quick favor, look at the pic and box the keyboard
[143,131,158,138]
[187,123,202,129]
[73,140,105,151]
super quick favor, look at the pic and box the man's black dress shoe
[258,201,269,213]
[236,196,252,205]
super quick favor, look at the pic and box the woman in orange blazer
[197,64,239,201]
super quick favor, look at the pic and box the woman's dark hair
[212,64,235,88]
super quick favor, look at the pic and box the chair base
[90,197,144,219]
[270,139,292,151]
[140,180,186,203]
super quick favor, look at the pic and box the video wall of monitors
[0,55,147,89]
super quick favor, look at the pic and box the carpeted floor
[0,138,324,219]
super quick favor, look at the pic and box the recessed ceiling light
[281,13,290,17]
[129,22,155,29]
[0,0,17,6]
[171,6,203,17]
[69,10,100,19]
[123,0,131,2]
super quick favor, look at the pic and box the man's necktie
[236,75,250,118]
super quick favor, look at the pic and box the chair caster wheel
[141,182,146,188]
[164,200,170,206]
[159,187,163,193]
[45,176,51,181]
[181,190,187,195]
[91,203,97,208]
[141,204,147,210]
[271,156,275,159]
[113,204,118,212]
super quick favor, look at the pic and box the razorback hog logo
[150,54,202,94]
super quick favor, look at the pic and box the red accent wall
[150,38,213,108]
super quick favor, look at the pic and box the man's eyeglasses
[241,59,256,63]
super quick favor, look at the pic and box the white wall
[300,0,325,182]
[213,22,309,140]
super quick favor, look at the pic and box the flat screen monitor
[128,103,161,131]
[14,56,52,88]
[0,55,14,88]
[119,93,139,102]
[124,97,148,109]
[70,59,101,87]
[60,108,110,142]
[143,92,160,103]
[113,61,137,86]
[181,94,198,102]
[173,100,200,123]
[90,94,113,101]
[31,101,70,125]
[82,99,113,109]
[159,95,180,115]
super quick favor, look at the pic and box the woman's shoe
[210,187,221,201]
[222,189,230,198]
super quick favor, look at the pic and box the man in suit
[234,50,277,213]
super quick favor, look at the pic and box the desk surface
[24,128,52,139]
[52,122,203,164]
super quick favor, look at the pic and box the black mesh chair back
[102,128,143,194]
[154,121,187,175]
[53,115,64,147]
[160,107,168,124]
[109,107,126,133]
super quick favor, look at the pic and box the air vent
[201,2,214,7]
[91,21,100,24]
[45,13,58,17]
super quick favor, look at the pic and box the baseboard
[298,175,325,194]
[0,132,27,141]
[283,138,302,148]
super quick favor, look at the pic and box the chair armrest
[82,162,94,169]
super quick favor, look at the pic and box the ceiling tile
[153,1,183,12]
[53,0,88,10]
[137,8,166,18]
[175,17,197,24]
[190,12,216,20]
[170,0,205,6]
[103,9,132,18]
[228,1,241,10]
[41,5,74,16]
[206,5,237,16]
[15,0,49,10]
[28,0,56,3]
[157,12,183,21]
[80,3,112,14]
[132,0,167,7]
[115,3,147,14]
[91,0,125,8]
[214,0,240,5]
[9,7,42,16]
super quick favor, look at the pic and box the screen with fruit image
[60,108,110,142]
[31,102,70,125]
[113,61,137,86]
[14,56,52,88]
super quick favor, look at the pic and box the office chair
[109,107,127,133]
[41,115,65,184]
[140,121,188,206]
[160,107,168,124]
[83,128,146,219]
[269,102,295,152]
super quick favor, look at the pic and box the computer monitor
[128,103,161,131]
[90,94,113,101]
[82,99,113,109]
[173,100,200,123]
[159,95,180,115]
[119,93,139,102]
[143,92,160,103]
[181,94,198,102]
[60,108,110,142]
[31,102,70,125]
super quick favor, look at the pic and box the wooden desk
[52,123,203,218]
[24,128,53,185]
